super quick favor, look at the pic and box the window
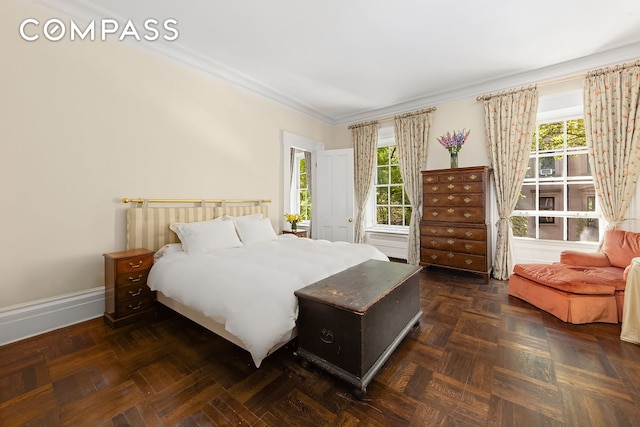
[511,117,600,241]
[369,127,411,229]
[293,152,311,221]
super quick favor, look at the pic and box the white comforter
[148,235,388,367]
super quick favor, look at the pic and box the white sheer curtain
[584,61,640,231]
[304,150,313,238]
[481,87,539,280]
[394,108,434,265]
[350,121,379,243]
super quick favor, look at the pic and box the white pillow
[234,218,278,245]
[223,213,263,221]
[169,218,243,254]
[154,243,183,260]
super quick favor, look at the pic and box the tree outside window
[375,145,411,227]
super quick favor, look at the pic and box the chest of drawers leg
[103,249,156,327]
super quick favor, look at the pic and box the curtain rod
[587,59,640,77]
[476,84,537,101]
[122,198,271,204]
[347,106,437,128]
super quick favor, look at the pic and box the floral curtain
[482,87,539,280]
[351,121,379,243]
[394,108,434,265]
[584,61,640,231]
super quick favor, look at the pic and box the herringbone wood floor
[2,267,640,426]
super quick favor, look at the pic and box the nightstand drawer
[116,281,154,301]
[115,269,151,287]
[116,295,155,317]
[115,255,153,274]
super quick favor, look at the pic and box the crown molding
[27,1,640,127]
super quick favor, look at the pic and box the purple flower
[437,129,470,154]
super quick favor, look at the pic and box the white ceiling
[34,0,640,125]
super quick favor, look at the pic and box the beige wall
[1,0,334,309]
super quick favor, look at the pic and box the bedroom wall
[0,0,334,310]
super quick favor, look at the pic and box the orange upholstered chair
[508,229,640,324]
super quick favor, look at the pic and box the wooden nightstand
[282,230,307,238]
[103,248,156,327]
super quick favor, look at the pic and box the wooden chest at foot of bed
[294,259,422,398]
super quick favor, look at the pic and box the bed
[123,198,388,367]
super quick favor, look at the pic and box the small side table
[621,257,640,344]
[282,230,307,238]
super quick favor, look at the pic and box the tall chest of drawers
[420,166,492,282]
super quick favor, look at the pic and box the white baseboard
[0,287,105,346]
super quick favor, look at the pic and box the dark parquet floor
[2,267,640,426]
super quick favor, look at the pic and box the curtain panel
[394,109,433,265]
[481,87,539,280]
[350,121,379,243]
[584,61,640,231]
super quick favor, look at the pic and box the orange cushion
[513,264,617,295]
[602,230,640,269]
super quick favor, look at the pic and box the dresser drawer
[115,269,151,287]
[420,248,488,272]
[423,206,485,222]
[423,193,485,208]
[423,181,485,194]
[115,295,155,317]
[421,223,487,241]
[116,281,154,301]
[421,236,487,256]
[115,255,153,274]
[423,170,485,185]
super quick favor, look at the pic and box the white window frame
[291,152,311,225]
[512,90,603,243]
[365,126,410,234]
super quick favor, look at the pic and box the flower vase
[291,221,297,232]
[450,152,458,169]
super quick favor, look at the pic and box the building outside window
[511,117,600,242]
[368,127,411,230]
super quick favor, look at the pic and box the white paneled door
[315,149,354,242]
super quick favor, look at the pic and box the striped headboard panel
[126,203,269,251]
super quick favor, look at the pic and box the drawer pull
[464,212,472,218]
[426,177,434,183]
[432,197,439,203]
[447,184,455,189]
[430,254,438,260]
[465,244,473,250]
[320,328,334,344]
[128,288,143,297]
[128,275,143,283]
[470,174,477,180]
[431,211,439,217]
[431,240,437,245]
[464,185,471,191]
[465,231,473,237]
[464,259,473,265]
[432,185,439,191]
[464,197,471,203]
[447,208,454,213]
[447,176,455,181]
[447,228,454,234]
[128,260,143,268]
[447,253,454,258]
[129,302,143,311]
[448,195,454,200]
[447,239,454,245]
[430,228,438,234]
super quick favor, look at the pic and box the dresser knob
[447,239,454,245]
[128,302,143,311]
[469,174,477,180]
[464,197,471,203]
[464,212,471,218]
[464,259,473,265]
[465,231,473,237]
[447,208,454,213]
[426,177,434,183]
[447,228,454,234]
[447,253,454,258]
[431,240,437,246]
[128,260,143,268]
[464,185,471,191]
[432,197,439,203]
[447,176,455,181]
[432,211,439,216]
[465,244,473,250]
[432,185,439,191]
[448,195,454,200]
[128,275,143,283]
[430,229,438,234]
[447,184,455,189]
[430,254,438,260]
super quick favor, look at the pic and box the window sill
[365,227,409,236]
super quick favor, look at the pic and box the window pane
[390,185,403,204]
[567,183,595,211]
[389,146,399,165]
[390,207,404,225]
[300,190,310,205]
[404,207,412,226]
[567,119,586,148]
[299,172,307,188]
[516,183,536,210]
[300,158,306,173]
[568,218,599,242]
[510,215,530,238]
[377,206,389,225]
[377,147,389,166]
[525,157,536,179]
[567,153,590,177]
[539,218,563,240]
[539,186,563,210]
[376,187,389,204]
[390,165,402,184]
[377,166,389,184]
[538,122,564,151]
